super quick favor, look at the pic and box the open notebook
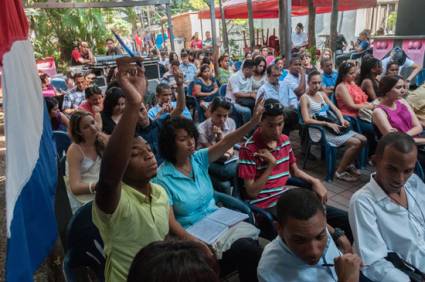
[186,207,249,245]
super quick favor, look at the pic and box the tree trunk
[247,0,255,49]
[279,0,292,64]
[307,0,316,48]
[329,0,339,53]
[218,0,229,53]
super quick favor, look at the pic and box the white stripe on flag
[3,40,43,237]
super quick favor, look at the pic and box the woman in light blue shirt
[154,101,265,282]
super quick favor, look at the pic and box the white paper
[186,218,228,245]
[206,207,249,227]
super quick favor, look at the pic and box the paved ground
[0,120,372,280]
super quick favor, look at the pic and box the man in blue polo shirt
[258,188,362,282]
[321,58,338,96]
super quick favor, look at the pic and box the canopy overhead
[198,0,377,19]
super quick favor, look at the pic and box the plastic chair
[219,84,227,97]
[63,202,105,282]
[232,173,276,240]
[234,61,242,72]
[53,131,71,159]
[298,109,340,181]
[343,116,368,169]
[55,156,73,245]
[51,77,68,92]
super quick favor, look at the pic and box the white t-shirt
[292,32,307,48]
[226,72,253,102]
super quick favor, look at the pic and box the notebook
[186,207,249,245]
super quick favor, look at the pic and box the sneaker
[335,171,359,182]
[347,164,361,176]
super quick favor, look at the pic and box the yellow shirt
[92,183,169,282]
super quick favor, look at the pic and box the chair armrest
[213,191,254,224]
[248,204,274,222]
[343,115,361,132]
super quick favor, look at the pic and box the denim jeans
[209,161,237,195]
[231,103,252,127]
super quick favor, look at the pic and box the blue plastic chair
[298,109,341,181]
[53,131,71,159]
[343,116,369,169]
[416,69,425,86]
[63,202,105,282]
[51,77,68,92]
[219,84,227,97]
[234,61,242,72]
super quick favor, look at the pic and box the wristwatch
[331,227,345,242]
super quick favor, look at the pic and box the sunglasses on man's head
[264,102,284,111]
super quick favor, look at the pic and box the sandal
[347,165,361,177]
[335,171,359,182]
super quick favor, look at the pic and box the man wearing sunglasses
[239,99,353,251]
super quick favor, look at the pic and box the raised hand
[174,68,185,87]
[250,97,265,125]
[116,57,146,106]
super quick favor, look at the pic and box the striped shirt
[238,129,295,209]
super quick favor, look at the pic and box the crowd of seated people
[43,37,425,282]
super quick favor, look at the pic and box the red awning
[198,0,377,19]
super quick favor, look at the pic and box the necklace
[179,164,193,177]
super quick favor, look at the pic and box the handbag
[385,252,425,282]
[312,106,350,136]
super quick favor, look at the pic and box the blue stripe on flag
[6,103,57,282]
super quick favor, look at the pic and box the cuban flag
[1,0,58,281]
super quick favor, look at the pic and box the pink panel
[373,39,394,60]
[402,39,425,68]
[36,57,57,77]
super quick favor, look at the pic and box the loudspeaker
[395,0,425,36]
[144,61,161,80]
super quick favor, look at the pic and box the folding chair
[53,131,71,159]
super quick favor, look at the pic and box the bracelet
[88,183,95,194]
[331,227,345,242]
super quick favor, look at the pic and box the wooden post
[279,0,292,64]
[218,0,229,53]
[209,0,218,51]
[329,0,338,53]
[307,0,316,48]
[166,4,175,51]
[247,0,255,49]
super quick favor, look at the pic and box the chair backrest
[55,156,73,245]
[219,84,227,97]
[64,202,105,281]
[53,131,71,159]
[51,77,68,92]
[234,61,242,72]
